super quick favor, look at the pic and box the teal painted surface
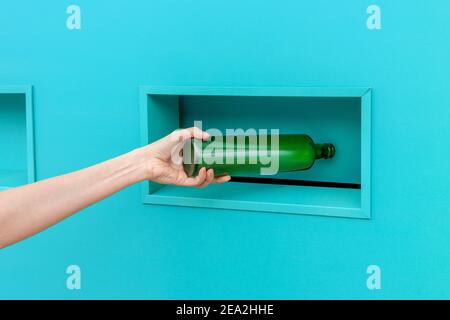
[0,1,449,299]
[141,86,371,219]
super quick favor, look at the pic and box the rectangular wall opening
[140,86,371,219]
[0,86,35,190]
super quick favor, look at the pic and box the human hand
[141,127,231,187]
[0,127,231,249]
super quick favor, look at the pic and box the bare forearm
[0,147,148,248]
[0,128,228,249]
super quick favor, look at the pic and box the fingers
[195,169,231,188]
[185,127,210,141]
[179,168,231,188]
[170,127,209,144]
[197,168,215,188]
[214,175,231,184]
[180,167,207,187]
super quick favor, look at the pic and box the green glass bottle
[183,134,335,177]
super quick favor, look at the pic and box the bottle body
[183,134,335,177]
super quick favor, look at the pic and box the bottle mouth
[322,143,336,159]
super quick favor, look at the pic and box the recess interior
[0,85,35,190]
[140,86,371,219]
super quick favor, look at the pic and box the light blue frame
[140,86,371,219]
[0,85,35,190]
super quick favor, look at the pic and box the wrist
[127,147,153,182]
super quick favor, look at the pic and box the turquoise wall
[0,0,449,299]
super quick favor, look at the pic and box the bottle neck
[314,143,335,159]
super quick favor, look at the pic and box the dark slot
[230,176,361,189]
